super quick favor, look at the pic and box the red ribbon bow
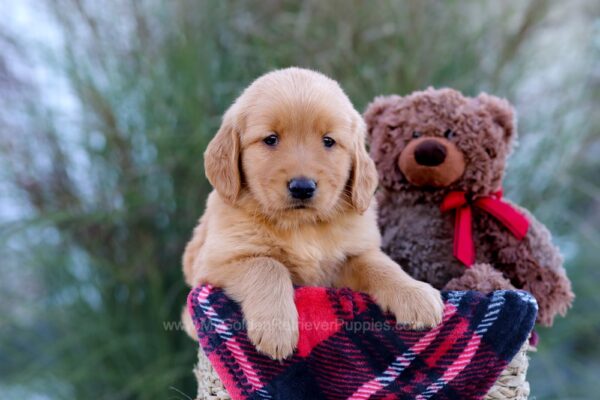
[440,189,529,267]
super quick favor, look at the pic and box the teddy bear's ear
[363,96,398,141]
[477,93,516,144]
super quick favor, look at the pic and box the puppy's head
[204,68,377,226]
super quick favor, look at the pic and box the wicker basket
[193,339,534,400]
[194,348,230,400]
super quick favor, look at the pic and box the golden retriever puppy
[183,67,443,360]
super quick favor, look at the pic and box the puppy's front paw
[246,304,299,360]
[375,281,444,330]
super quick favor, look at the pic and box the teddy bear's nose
[414,140,447,166]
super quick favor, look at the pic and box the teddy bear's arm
[494,202,574,326]
[444,263,515,293]
[511,202,565,274]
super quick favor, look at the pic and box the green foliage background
[1,0,598,398]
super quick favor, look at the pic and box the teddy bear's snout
[414,140,447,166]
[398,136,466,188]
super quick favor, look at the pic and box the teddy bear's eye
[444,129,456,139]
[412,131,422,138]
[484,146,497,158]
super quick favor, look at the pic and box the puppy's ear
[477,93,516,145]
[350,117,379,214]
[204,108,241,204]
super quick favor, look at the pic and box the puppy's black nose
[414,140,447,166]
[288,177,317,200]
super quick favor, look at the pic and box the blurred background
[0,0,598,398]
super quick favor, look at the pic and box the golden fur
[182,68,443,360]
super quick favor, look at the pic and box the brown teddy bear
[364,88,573,326]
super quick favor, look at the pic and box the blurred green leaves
[0,0,598,398]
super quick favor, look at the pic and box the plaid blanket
[188,285,537,400]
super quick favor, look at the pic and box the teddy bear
[363,87,573,326]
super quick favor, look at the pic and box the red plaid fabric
[188,286,536,399]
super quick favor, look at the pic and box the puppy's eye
[388,124,400,130]
[444,129,456,139]
[263,134,279,146]
[412,131,422,139]
[323,136,336,148]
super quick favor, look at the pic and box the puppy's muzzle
[288,177,317,200]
